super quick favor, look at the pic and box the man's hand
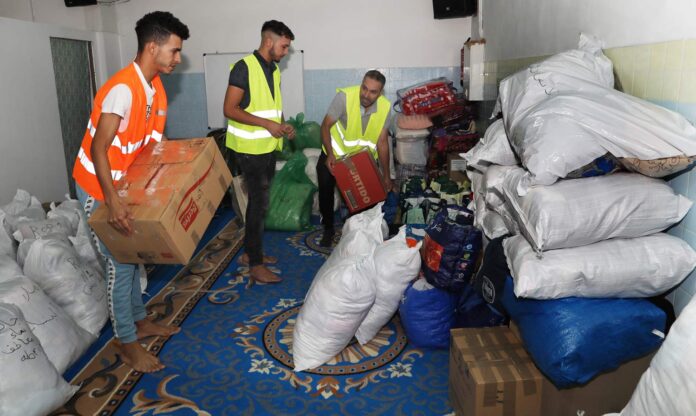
[325,153,337,174]
[106,195,134,236]
[383,175,394,193]
[265,120,286,138]
[282,123,296,140]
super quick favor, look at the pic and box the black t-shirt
[228,50,277,109]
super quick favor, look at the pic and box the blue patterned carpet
[58,210,453,416]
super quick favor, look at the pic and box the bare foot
[249,265,282,284]
[117,341,165,373]
[238,253,278,266]
[136,318,181,339]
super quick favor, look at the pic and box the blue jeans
[76,185,146,343]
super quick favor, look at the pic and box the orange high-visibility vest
[72,63,167,200]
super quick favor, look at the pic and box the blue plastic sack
[382,191,398,225]
[501,277,666,388]
[422,205,482,292]
[399,279,457,349]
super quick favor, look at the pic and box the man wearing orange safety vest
[316,70,393,247]
[72,11,189,374]
[223,20,296,284]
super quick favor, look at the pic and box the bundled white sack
[0,189,42,216]
[309,204,384,295]
[0,254,22,282]
[12,217,72,243]
[16,235,71,269]
[23,239,107,336]
[620,296,696,416]
[355,227,422,345]
[0,303,78,416]
[47,196,84,236]
[293,255,376,372]
[499,33,613,135]
[0,276,95,373]
[462,119,518,170]
[473,193,513,240]
[504,234,696,299]
[503,168,692,253]
[0,212,15,257]
[69,211,104,276]
[511,88,696,193]
[481,164,517,209]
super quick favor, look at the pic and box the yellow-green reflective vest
[226,54,283,154]
[326,85,390,159]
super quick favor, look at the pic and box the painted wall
[481,0,696,61]
[0,16,111,203]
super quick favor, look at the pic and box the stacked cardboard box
[89,138,232,264]
[450,326,653,416]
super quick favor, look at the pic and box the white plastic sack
[503,169,692,253]
[481,164,517,209]
[0,189,40,216]
[0,276,95,373]
[511,89,696,193]
[462,119,518,170]
[47,196,84,236]
[499,33,614,138]
[12,217,72,243]
[504,234,696,299]
[0,254,22,282]
[69,210,104,276]
[473,193,509,240]
[23,239,107,336]
[0,303,77,416]
[355,227,422,345]
[620,296,696,416]
[0,212,15,257]
[293,255,376,372]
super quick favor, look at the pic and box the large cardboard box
[451,325,654,416]
[89,138,232,264]
[333,149,387,213]
[450,327,543,416]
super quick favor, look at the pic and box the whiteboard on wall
[203,50,304,129]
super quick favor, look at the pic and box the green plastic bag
[288,113,322,151]
[273,134,295,160]
[265,152,317,231]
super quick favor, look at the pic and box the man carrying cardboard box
[72,11,189,373]
[316,71,393,247]
[223,20,296,283]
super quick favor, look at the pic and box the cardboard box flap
[131,138,212,166]
[452,327,522,352]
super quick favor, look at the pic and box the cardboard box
[451,325,654,416]
[448,152,468,183]
[508,322,652,416]
[449,327,543,416]
[333,149,387,213]
[89,138,232,264]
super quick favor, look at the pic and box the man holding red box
[316,70,393,247]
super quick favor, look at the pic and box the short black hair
[261,20,295,41]
[135,11,190,52]
[364,70,386,88]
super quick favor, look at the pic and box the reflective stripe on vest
[226,54,283,154]
[327,85,390,159]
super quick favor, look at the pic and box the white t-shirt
[100,62,155,134]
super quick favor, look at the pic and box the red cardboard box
[333,150,387,213]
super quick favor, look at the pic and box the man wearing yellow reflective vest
[316,70,393,247]
[223,20,295,284]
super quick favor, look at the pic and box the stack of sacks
[464,33,696,390]
[293,204,421,371]
[497,33,696,195]
[462,119,520,241]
